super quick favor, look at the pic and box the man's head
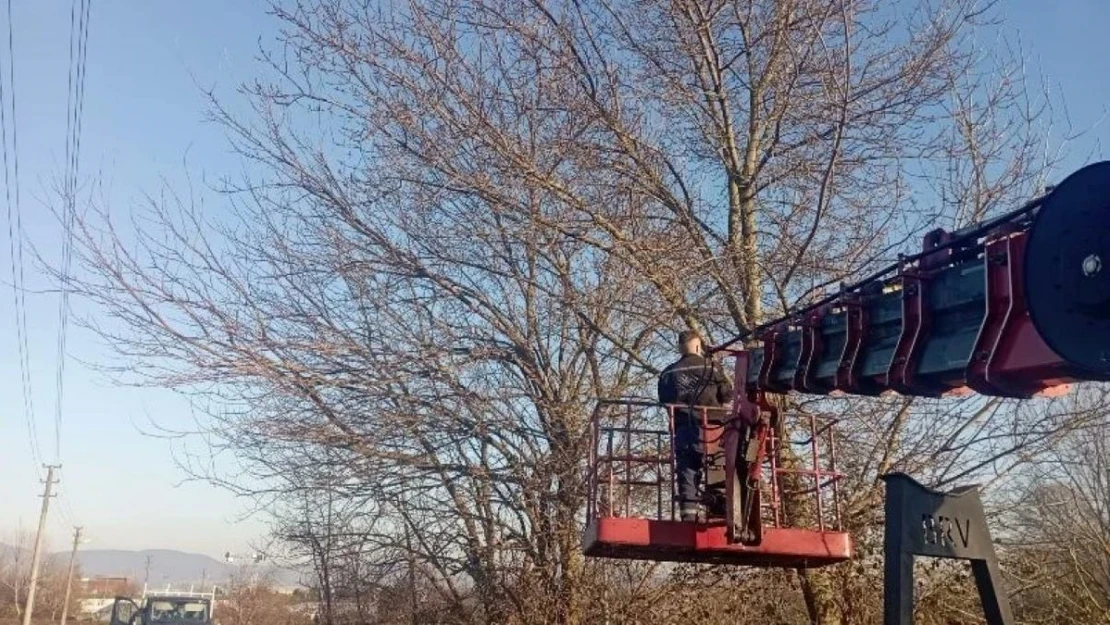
[677,329,703,356]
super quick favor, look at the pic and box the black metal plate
[1025,161,1110,375]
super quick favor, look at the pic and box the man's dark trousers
[673,412,702,507]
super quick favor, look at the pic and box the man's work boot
[679,502,702,523]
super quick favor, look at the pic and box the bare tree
[0,532,31,620]
[220,571,313,625]
[0,534,77,623]
[1005,418,1110,624]
[64,0,1083,623]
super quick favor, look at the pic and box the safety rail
[586,399,675,521]
[587,399,845,533]
[765,414,845,532]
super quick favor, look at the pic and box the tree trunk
[800,569,842,625]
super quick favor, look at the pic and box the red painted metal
[737,222,1094,398]
[966,234,1016,396]
[758,326,789,393]
[583,518,852,567]
[794,311,816,391]
[722,415,757,543]
[835,295,867,393]
[767,424,782,526]
[975,231,1073,395]
[729,352,758,425]
[962,231,1059,397]
[797,307,832,393]
[808,416,824,531]
[724,350,762,542]
[891,272,966,396]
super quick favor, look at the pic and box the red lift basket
[583,390,852,568]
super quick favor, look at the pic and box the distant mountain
[73,549,233,587]
[0,542,62,565]
[0,544,305,588]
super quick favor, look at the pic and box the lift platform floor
[583,517,852,568]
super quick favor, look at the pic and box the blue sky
[0,0,277,558]
[1,0,1109,559]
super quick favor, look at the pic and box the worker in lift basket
[657,329,734,522]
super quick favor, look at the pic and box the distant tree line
[0,535,79,622]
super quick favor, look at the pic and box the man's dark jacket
[657,353,734,418]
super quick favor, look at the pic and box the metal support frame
[882,473,1013,625]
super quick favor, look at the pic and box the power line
[55,0,92,462]
[34,0,95,537]
[61,472,81,529]
[52,467,79,529]
[61,486,79,524]
[1,0,40,475]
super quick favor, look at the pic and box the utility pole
[144,555,153,589]
[21,464,59,625]
[59,526,84,625]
